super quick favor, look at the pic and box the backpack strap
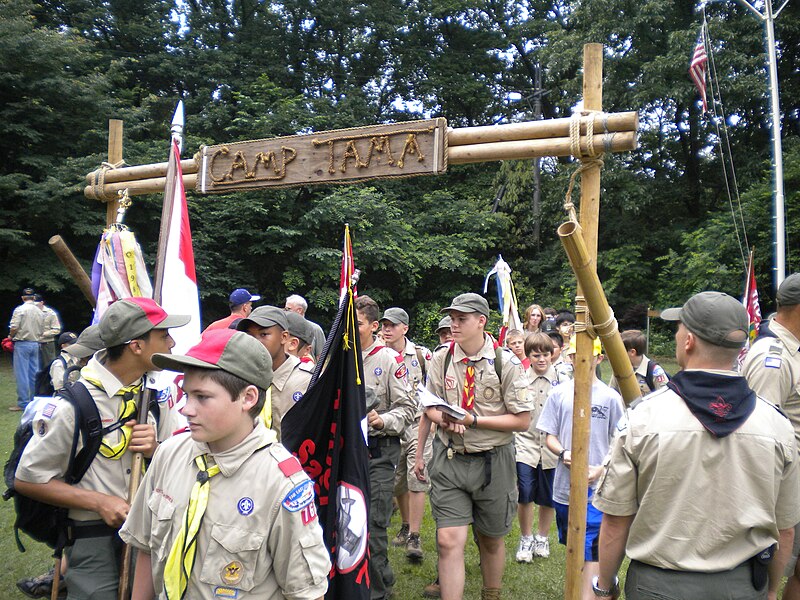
[443,340,503,385]
[414,347,428,382]
[58,382,103,485]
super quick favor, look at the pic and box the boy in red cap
[120,329,330,599]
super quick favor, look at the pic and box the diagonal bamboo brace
[558,220,641,405]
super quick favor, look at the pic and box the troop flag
[689,25,709,113]
[737,250,762,368]
[483,255,523,345]
[340,224,356,302]
[281,286,371,600]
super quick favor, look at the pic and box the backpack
[3,382,103,553]
[34,356,65,397]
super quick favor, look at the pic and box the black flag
[282,288,370,600]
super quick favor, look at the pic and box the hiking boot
[515,536,534,563]
[533,535,550,558]
[17,568,67,599]
[422,578,440,598]
[391,523,410,547]
[406,532,423,561]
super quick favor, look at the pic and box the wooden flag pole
[48,235,96,308]
[564,43,604,600]
[105,120,123,226]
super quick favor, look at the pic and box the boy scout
[608,329,669,396]
[418,292,531,600]
[284,310,316,363]
[355,296,416,600]
[120,329,331,599]
[380,307,432,561]
[15,297,190,599]
[237,306,313,439]
[742,273,800,597]
[594,292,800,600]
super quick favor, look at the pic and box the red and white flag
[689,26,709,113]
[340,224,356,302]
[737,250,762,368]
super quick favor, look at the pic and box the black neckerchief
[667,370,755,438]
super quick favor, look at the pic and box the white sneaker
[515,536,534,563]
[533,535,550,558]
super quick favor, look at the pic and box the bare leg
[437,526,468,600]
[476,531,506,589]
[409,490,426,533]
[537,505,555,537]
[582,561,599,600]
[518,503,534,537]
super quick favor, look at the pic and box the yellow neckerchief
[81,371,142,459]
[163,454,221,599]
[258,387,272,430]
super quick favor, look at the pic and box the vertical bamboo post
[106,119,123,226]
[564,43,603,600]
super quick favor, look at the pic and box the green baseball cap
[66,325,104,359]
[661,291,748,349]
[777,273,800,306]
[285,311,314,346]
[436,316,452,332]
[380,307,409,326]
[152,329,273,390]
[99,297,191,347]
[237,306,288,332]
[440,293,490,318]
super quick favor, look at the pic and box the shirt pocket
[199,523,267,591]
[146,492,176,564]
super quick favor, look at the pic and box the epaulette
[270,445,315,513]
[367,345,386,357]
[269,445,308,482]
[630,385,671,410]
[756,394,790,421]
[298,360,316,373]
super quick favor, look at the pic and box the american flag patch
[42,403,57,419]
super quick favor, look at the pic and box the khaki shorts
[394,421,434,494]
[428,438,518,537]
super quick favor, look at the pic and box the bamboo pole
[48,235,96,308]
[85,158,198,185]
[85,173,198,200]
[106,120,123,226]
[558,221,641,404]
[449,131,636,165]
[564,43,604,600]
[448,111,637,146]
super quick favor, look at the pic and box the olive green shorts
[428,438,518,537]
[394,421,434,495]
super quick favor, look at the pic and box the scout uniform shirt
[515,366,559,470]
[427,335,531,453]
[400,338,432,388]
[742,319,800,446]
[120,422,331,599]
[49,350,82,391]
[609,355,668,397]
[16,352,172,522]
[593,381,800,572]
[40,305,62,346]
[362,339,416,437]
[9,300,44,342]
[270,354,314,440]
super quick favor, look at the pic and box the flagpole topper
[171,100,185,153]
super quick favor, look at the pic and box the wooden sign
[196,118,447,193]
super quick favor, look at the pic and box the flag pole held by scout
[117,101,185,600]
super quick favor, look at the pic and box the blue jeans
[13,340,40,408]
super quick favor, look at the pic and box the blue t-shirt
[537,379,625,504]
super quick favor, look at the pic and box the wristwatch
[591,575,619,597]
[469,414,478,429]
[558,448,567,461]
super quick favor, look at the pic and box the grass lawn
[0,354,668,598]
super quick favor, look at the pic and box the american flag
[689,26,709,113]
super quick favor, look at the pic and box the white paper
[416,385,467,420]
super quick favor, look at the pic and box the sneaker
[422,578,441,598]
[515,536,534,563]
[533,535,550,558]
[16,568,67,599]
[406,532,423,561]
[391,523,410,547]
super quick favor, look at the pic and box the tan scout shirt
[515,367,559,469]
[609,355,669,397]
[400,338,432,388]
[16,353,173,521]
[9,301,44,341]
[742,320,800,446]
[593,382,800,572]
[49,351,81,391]
[120,423,330,600]
[427,335,531,453]
[362,339,416,438]
[270,355,313,440]
[40,306,61,343]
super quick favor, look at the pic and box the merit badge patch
[37,420,47,437]
[292,391,303,402]
[394,364,408,379]
[445,376,456,390]
[214,587,239,599]
[221,561,244,586]
[483,387,495,400]
[283,480,315,512]
[237,497,254,516]
[374,367,383,376]
[765,356,782,369]
[42,403,57,419]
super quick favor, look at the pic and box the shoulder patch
[41,403,57,419]
[509,355,521,365]
[394,363,408,379]
[765,356,783,369]
[282,479,315,512]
